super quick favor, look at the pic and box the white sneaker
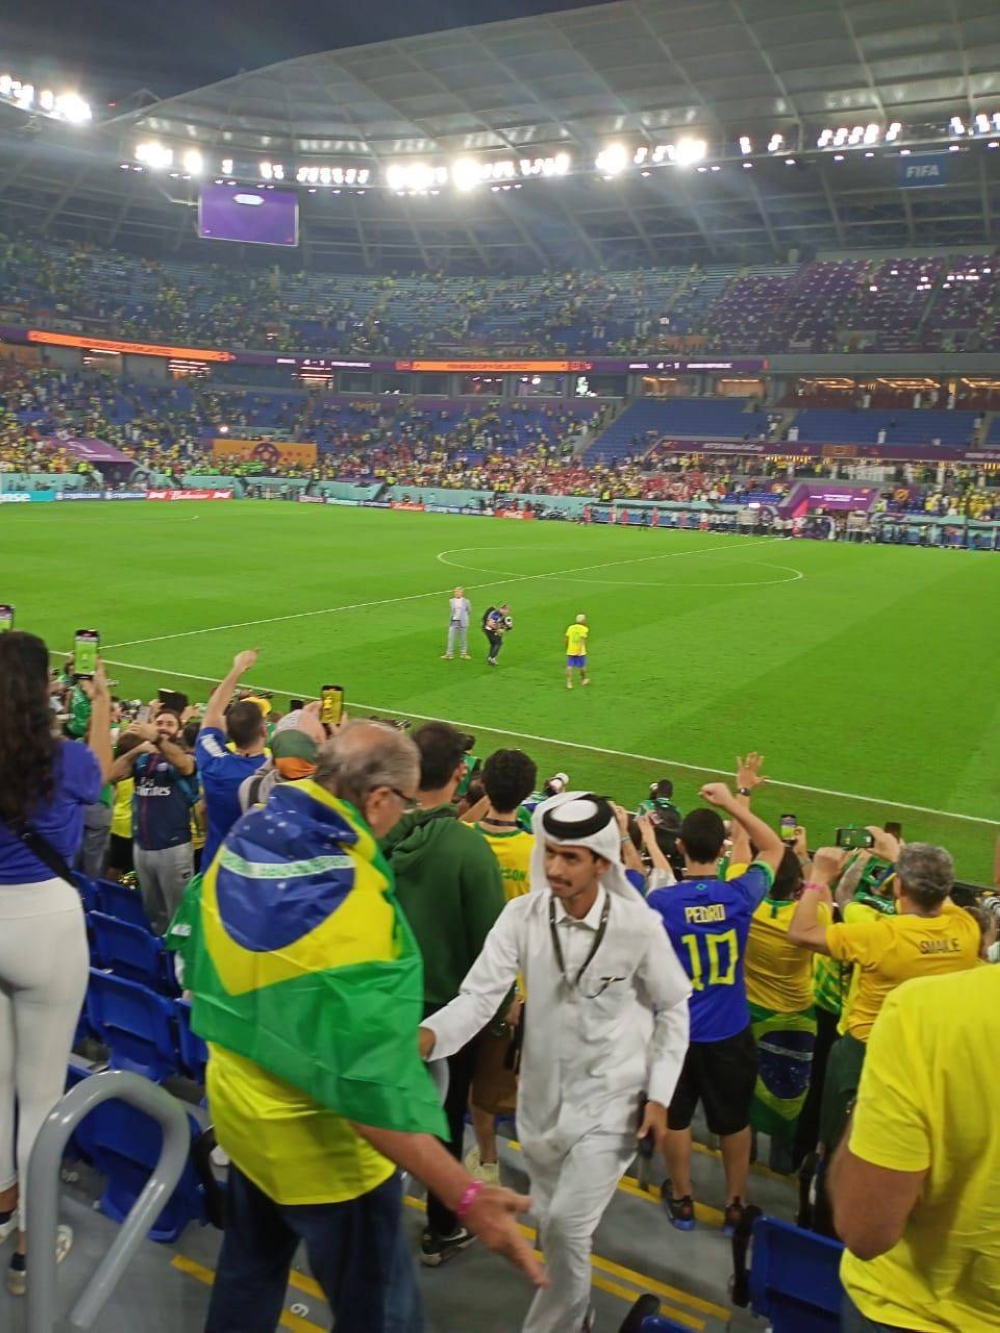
[463,1146,500,1186]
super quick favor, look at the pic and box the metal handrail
[26,1069,191,1333]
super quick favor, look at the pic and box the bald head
[314,719,420,838]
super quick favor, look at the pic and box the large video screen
[197,183,299,247]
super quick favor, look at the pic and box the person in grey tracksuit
[442,587,472,660]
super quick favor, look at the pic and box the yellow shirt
[841,967,1000,1331]
[826,900,979,1042]
[207,1045,394,1206]
[111,778,134,840]
[565,623,589,656]
[477,825,534,901]
[745,898,815,1013]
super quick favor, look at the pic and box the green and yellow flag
[183,779,447,1137]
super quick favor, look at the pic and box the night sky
[2,1,615,103]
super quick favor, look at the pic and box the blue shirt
[0,740,102,884]
[132,752,198,852]
[647,863,773,1043]
[195,727,266,869]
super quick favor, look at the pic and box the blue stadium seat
[95,878,152,931]
[85,969,179,1083]
[74,872,100,916]
[87,1096,207,1242]
[175,1000,209,1084]
[90,911,179,996]
[749,1216,844,1332]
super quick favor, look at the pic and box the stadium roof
[2,0,999,271]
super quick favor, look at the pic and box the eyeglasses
[390,788,420,813]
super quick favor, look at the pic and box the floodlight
[553,152,570,175]
[595,143,628,176]
[885,121,901,142]
[182,149,204,175]
[221,158,233,175]
[674,136,707,167]
[452,157,482,191]
[739,135,752,154]
[767,133,784,153]
[950,116,965,134]
[55,92,91,123]
[976,113,989,133]
[135,141,173,170]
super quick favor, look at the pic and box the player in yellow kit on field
[565,613,590,690]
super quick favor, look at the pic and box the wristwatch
[737,786,751,797]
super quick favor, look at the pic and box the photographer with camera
[482,603,513,667]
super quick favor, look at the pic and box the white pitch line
[100,656,1000,827]
[104,537,782,650]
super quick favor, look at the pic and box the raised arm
[698,780,785,873]
[85,660,114,783]
[202,649,259,733]
[730,751,767,867]
[789,847,847,953]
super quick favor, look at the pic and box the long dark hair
[0,632,58,826]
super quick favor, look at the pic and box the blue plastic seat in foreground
[74,872,100,916]
[87,1095,207,1243]
[95,878,151,931]
[750,1216,844,1332]
[85,969,179,1083]
[90,911,179,996]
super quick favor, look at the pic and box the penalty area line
[100,656,999,828]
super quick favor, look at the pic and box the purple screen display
[198,183,299,247]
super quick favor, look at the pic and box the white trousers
[0,878,89,1229]
[521,1130,635,1333]
[446,621,469,654]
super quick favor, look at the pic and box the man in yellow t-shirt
[789,841,979,1155]
[565,613,590,690]
[831,966,1000,1332]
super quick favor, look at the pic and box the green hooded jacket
[381,804,506,1009]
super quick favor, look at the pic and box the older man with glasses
[420,791,692,1333]
[183,720,543,1333]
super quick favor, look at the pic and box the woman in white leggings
[0,633,111,1295]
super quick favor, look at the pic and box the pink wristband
[802,882,829,893]
[456,1180,484,1222]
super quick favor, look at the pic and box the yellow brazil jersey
[565,623,589,656]
[745,898,815,1013]
[825,900,979,1042]
[841,967,1000,1331]
[476,825,534,902]
[111,778,134,840]
[207,1045,394,1207]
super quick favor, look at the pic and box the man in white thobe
[443,587,472,660]
[420,793,691,1332]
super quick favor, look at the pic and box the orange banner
[27,329,234,363]
[395,358,593,373]
[211,438,317,467]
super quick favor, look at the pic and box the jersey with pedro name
[647,862,773,1043]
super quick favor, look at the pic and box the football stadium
[0,3,998,1331]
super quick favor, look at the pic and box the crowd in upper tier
[3,230,1000,356]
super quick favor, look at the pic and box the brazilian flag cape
[182,779,447,1138]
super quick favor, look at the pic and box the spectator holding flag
[184,720,543,1333]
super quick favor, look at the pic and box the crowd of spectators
[4,227,1000,357]
[0,633,997,1329]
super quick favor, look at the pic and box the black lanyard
[549,893,610,990]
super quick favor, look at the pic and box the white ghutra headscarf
[529,791,644,902]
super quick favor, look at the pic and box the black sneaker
[723,1197,747,1238]
[420,1226,476,1267]
[661,1180,695,1231]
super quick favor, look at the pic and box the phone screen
[780,814,797,842]
[74,629,100,678]
[0,605,13,632]
[836,826,874,852]
[320,685,344,728]
[158,688,189,714]
[884,821,902,840]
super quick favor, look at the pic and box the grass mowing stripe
[104,536,780,650]
[99,656,1000,827]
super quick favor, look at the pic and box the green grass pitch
[4,500,998,881]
